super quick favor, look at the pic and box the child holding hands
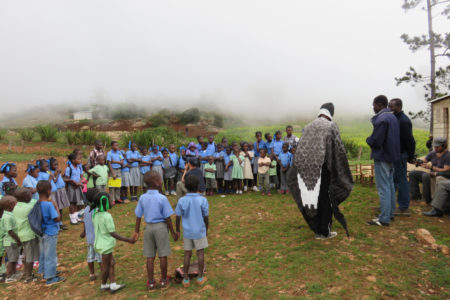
[134,171,178,290]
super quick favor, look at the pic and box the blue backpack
[28,201,43,237]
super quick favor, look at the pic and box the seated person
[409,137,450,203]
[176,158,206,200]
[423,170,450,217]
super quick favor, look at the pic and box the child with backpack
[38,180,65,286]
[0,195,21,283]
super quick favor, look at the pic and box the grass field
[2,185,448,299]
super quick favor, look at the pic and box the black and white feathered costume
[287,104,353,237]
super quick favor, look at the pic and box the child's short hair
[275,130,281,136]
[143,171,162,189]
[255,131,262,136]
[49,157,58,169]
[260,148,267,153]
[67,152,77,163]
[282,142,289,148]
[14,188,32,203]
[37,180,52,195]
[111,141,118,146]
[286,125,293,130]
[185,175,199,193]
[86,188,99,205]
[96,154,105,162]
[264,133,271,139]
[2,182,17,195]
[91,192,111,212]
[0,195,17,209]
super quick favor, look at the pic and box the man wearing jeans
[388,99,416,216]
[366,95,400,227]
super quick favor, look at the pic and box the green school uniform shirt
[13,199,37,242]
[89,165,109,186]
[269,160,277,176]
[204,163,216,179]
[93,211,116,255]
[230,154,245,180]
[0,217,5,253]
[1,211,18,247]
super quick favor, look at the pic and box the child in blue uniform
[120,152,131,203]
[140,148,152,189]
[49,158,70,231]
[223,146,233,194]
[177,147,186,182]
[277,143,292,194]
[214,144,225,193]
[23,164,39,200]
[64,153,84,225]
[126,143,141,201]
[149,146,163,182]
[0,163,17,196]
[106,141,124,204]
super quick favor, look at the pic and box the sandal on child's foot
[89,274,97,281]
[147,280,156,291]
[182,278,190,288]
[196,276,208,286]
[160,276,171,289]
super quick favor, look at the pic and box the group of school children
[0,125,297,292]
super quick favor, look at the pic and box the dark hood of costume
[288,117,354,236]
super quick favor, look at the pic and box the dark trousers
[394,152,410,210]
[276,164,281,189]
[409,170,432,203]
[300,165,332,236]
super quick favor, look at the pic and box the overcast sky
[0,0,447,118]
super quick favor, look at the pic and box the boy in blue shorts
[134,171,178,290]
[175,175,209,287]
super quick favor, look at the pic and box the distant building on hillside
[73,111,93,120]
[430,95,450,141]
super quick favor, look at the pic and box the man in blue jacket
[366,95,400,226]
[388,98,416,216]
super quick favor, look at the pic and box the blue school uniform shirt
[0,177,17,196]
[206,142,216,154]
[178,157,186,170]
[253,140,266,157]
[107,150,124,169]
[175,193,209,240]
[214,150,225,159]
[52,170,65,189]
[278,151,292,168]
[150,152,163,166]
[169,152,178,167]
[140,155,151,174]
[196,143,202,151]
[38,171,57,193]
[84,206,95,245]
[264,140,273,155]
[65,163,83,183]
[122,159,130,172]
[126,150,141,168]
[23,175,39,200]
[199,149,210,164]
[135,190,174,223]
[224,153,232,170]
[41,201,60,236]
[272,139,284,156]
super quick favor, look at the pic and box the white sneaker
[244,186,248,192]
[252,186,259,192]
[239,190,243,194]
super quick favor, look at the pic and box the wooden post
[357,146,363,161]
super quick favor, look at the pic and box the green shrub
[19,129,35,142]
[342,138,360,159]
[148,109,171,127]
[64,130,104,145]
[120,127,188,149]
[213,114,224,128]
[111,103,144,120]
[97,133,112,148]
[0,129,6,140]
[179,108,201,125]
[35,124,59,142]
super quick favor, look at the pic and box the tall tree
[395,0,450,127]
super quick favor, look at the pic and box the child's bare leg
[100,254,111,285]
[88,262,95,275]
[6,262,16,277]
[109,254,116,283]
[146,257,155,282]
[197,249,205,278]
[183,251,192,280]
[159,256,167,280]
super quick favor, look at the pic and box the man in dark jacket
[388,99,416,216]
[366,95,400,226]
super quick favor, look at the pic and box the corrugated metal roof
[430,95,450,104]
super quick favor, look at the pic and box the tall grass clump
[121,126,187,149]
[35,125,59,142]
[19,129,35,142]
[64,130,102,145]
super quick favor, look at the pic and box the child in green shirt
[88,155,109,192]
[0,198,5,280]
[13,188,39,283]
[204,157,217,196]
[269,155,278,190]
[92,191,136,294]
[0,195,21,283]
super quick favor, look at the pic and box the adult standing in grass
[388,98,416,217]
[366,95,400,227]
[288,103,353,239]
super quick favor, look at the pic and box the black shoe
[422,208,443,217]
[60,224,69,231]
